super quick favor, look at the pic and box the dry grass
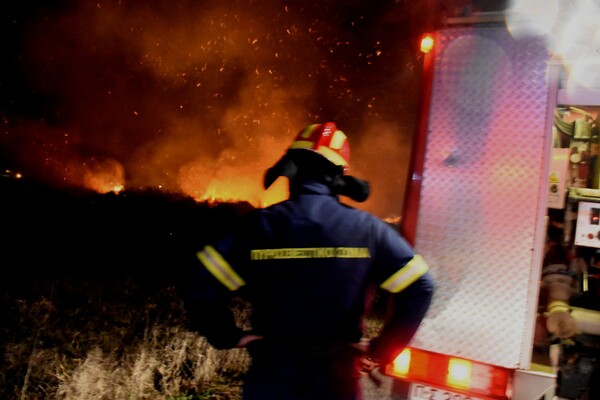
[2,285,385,400]
[54,327,249,400]
[1,285,250,400]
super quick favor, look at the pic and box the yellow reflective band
[251,247,370,260]
[300,124,319,138]
[290,140,316,150]
[329,130,346,150]
[197,245,245,291]
[380,255,429,293]
[547,300,571,314]
[316,145,348,166]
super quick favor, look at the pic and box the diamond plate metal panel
[411,27,551,368]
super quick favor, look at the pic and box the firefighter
[182,122,435,400]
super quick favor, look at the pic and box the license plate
[409,383,483,400]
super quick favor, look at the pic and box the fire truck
[383,5,600,400]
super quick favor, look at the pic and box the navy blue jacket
[185,180,434,364]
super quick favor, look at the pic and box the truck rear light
[447,358,472,388]
[384,348,511,399]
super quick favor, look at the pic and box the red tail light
[384,348,511,399]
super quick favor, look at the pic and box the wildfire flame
[82,158,126,194]
[2,1,420,218]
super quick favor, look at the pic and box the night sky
[0,0,503,217]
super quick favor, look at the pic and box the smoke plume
[1,0,426,217]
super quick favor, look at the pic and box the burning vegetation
[0,0,433,219]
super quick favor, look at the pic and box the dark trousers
[243,341,362,400]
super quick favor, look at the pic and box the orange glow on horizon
[196,177,288,207]
[5,3,415,219]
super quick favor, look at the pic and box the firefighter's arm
[542,263,579,339]
[369,270,435,365]
[182,244,246,349]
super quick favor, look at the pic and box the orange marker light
[420,34,434,54]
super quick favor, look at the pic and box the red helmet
[288,122,350,170]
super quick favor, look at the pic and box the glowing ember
[2,169,22,179]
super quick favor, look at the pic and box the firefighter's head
[263,122,369,202]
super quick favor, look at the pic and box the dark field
[0,176,255,399]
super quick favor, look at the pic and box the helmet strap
[263,149,370,202]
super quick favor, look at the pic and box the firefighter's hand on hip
[352,338,378,374]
